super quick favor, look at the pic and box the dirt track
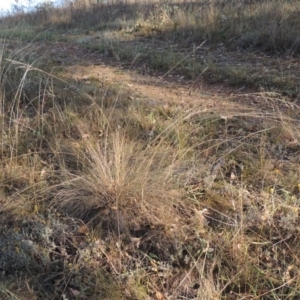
[42,41,300,118]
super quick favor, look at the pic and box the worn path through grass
[37,40,300,119]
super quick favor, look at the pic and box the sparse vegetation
[0,0,300,299]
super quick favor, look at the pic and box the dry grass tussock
[0,1,300,300]
[50,126,183,232]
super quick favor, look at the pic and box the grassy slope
[1,0,300,299]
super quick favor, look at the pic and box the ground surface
[2,19,300,299]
